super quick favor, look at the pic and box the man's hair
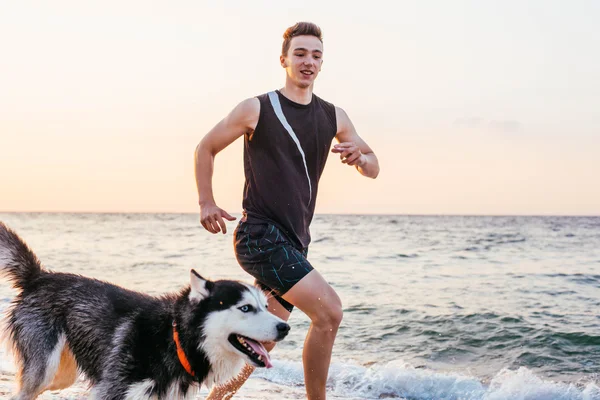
[281,22,323,56]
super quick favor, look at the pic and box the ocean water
[1,213,599,400]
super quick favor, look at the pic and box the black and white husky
[0,222,290,399]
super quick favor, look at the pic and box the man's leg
[224,221,341,399]
[205,296,292,400]
[281,269,343,400]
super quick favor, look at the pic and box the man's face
[281,35,324,89]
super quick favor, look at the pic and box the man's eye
[295,53,304,57]
[239,305,254,313]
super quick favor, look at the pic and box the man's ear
[280,54,287,68]
[189,269,211,303]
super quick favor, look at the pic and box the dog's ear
[189,269,211,303]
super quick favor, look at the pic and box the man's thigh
[234,220,313,312]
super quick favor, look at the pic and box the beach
[1,213,599,399]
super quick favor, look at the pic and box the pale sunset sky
[1,1,598,215]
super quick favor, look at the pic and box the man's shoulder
[254,92,270,101]
[235,97,261,115]
[226,97,261,131]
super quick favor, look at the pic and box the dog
[0,221,290,399]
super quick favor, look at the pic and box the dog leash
[172,321,195,377]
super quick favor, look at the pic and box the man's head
[280,22,324,89]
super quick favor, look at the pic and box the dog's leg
[46,342,78,390]
[89,320,157,400]
[9,314,66,400]
[91,379,155,400]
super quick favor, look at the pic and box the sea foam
[254,359,600,400]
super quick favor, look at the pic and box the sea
[0,213,599,400]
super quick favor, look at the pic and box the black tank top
[242,90,337,249]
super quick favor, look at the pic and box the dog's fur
[0,222,290,400]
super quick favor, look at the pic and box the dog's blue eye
[239,305,254,313]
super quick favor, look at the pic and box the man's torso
[241,90,337,249]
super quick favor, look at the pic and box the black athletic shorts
[234,220,313,312]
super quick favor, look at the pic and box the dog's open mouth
[228,334,273,368]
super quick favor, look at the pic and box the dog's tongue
[245,339,273,368]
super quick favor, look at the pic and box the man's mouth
[228,334,273,368]
[301,70,314,76]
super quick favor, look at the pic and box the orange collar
[172,322,195,377]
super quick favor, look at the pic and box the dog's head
[187,270,289,371]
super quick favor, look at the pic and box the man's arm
[332,107,379,179]
[194,97,260,234]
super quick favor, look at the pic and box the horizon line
[1,211,599,218]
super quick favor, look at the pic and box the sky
[1,0,599,215]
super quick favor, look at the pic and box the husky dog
[0,222,290,399]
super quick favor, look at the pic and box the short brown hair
[282,22,323,56]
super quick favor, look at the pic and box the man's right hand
[200,203,237,234]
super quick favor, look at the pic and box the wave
[255,360,600,400]
[314,236,334,243]
[368,253,419,260]
[358,311,600,377]
[463,232,527,252]
[541,273,600,288]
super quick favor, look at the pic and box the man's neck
[279,83,313,105]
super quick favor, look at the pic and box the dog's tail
[0,221,43,291]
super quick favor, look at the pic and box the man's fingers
[346,153,362,165]
[222,211,237,221]
[204,216,219,234]
[340,148,359,161]
[333,142,356,153]
[205,223,215,234]
[339,149,352,159]
[206,222,216,234]
[209,216,222,233]
[217,217,227,234]
[201,213,235,234]
[200,207,236,234]
[201,218,214,233]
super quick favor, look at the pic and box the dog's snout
[276,322,290,340]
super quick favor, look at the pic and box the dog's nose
[277,322,290,337]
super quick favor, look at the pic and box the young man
[194,22,379,400]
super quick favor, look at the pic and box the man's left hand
[331,142,366,167]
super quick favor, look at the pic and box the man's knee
[329,304,344,328]
[313,301,343,330]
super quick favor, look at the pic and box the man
[194,22,379,400]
